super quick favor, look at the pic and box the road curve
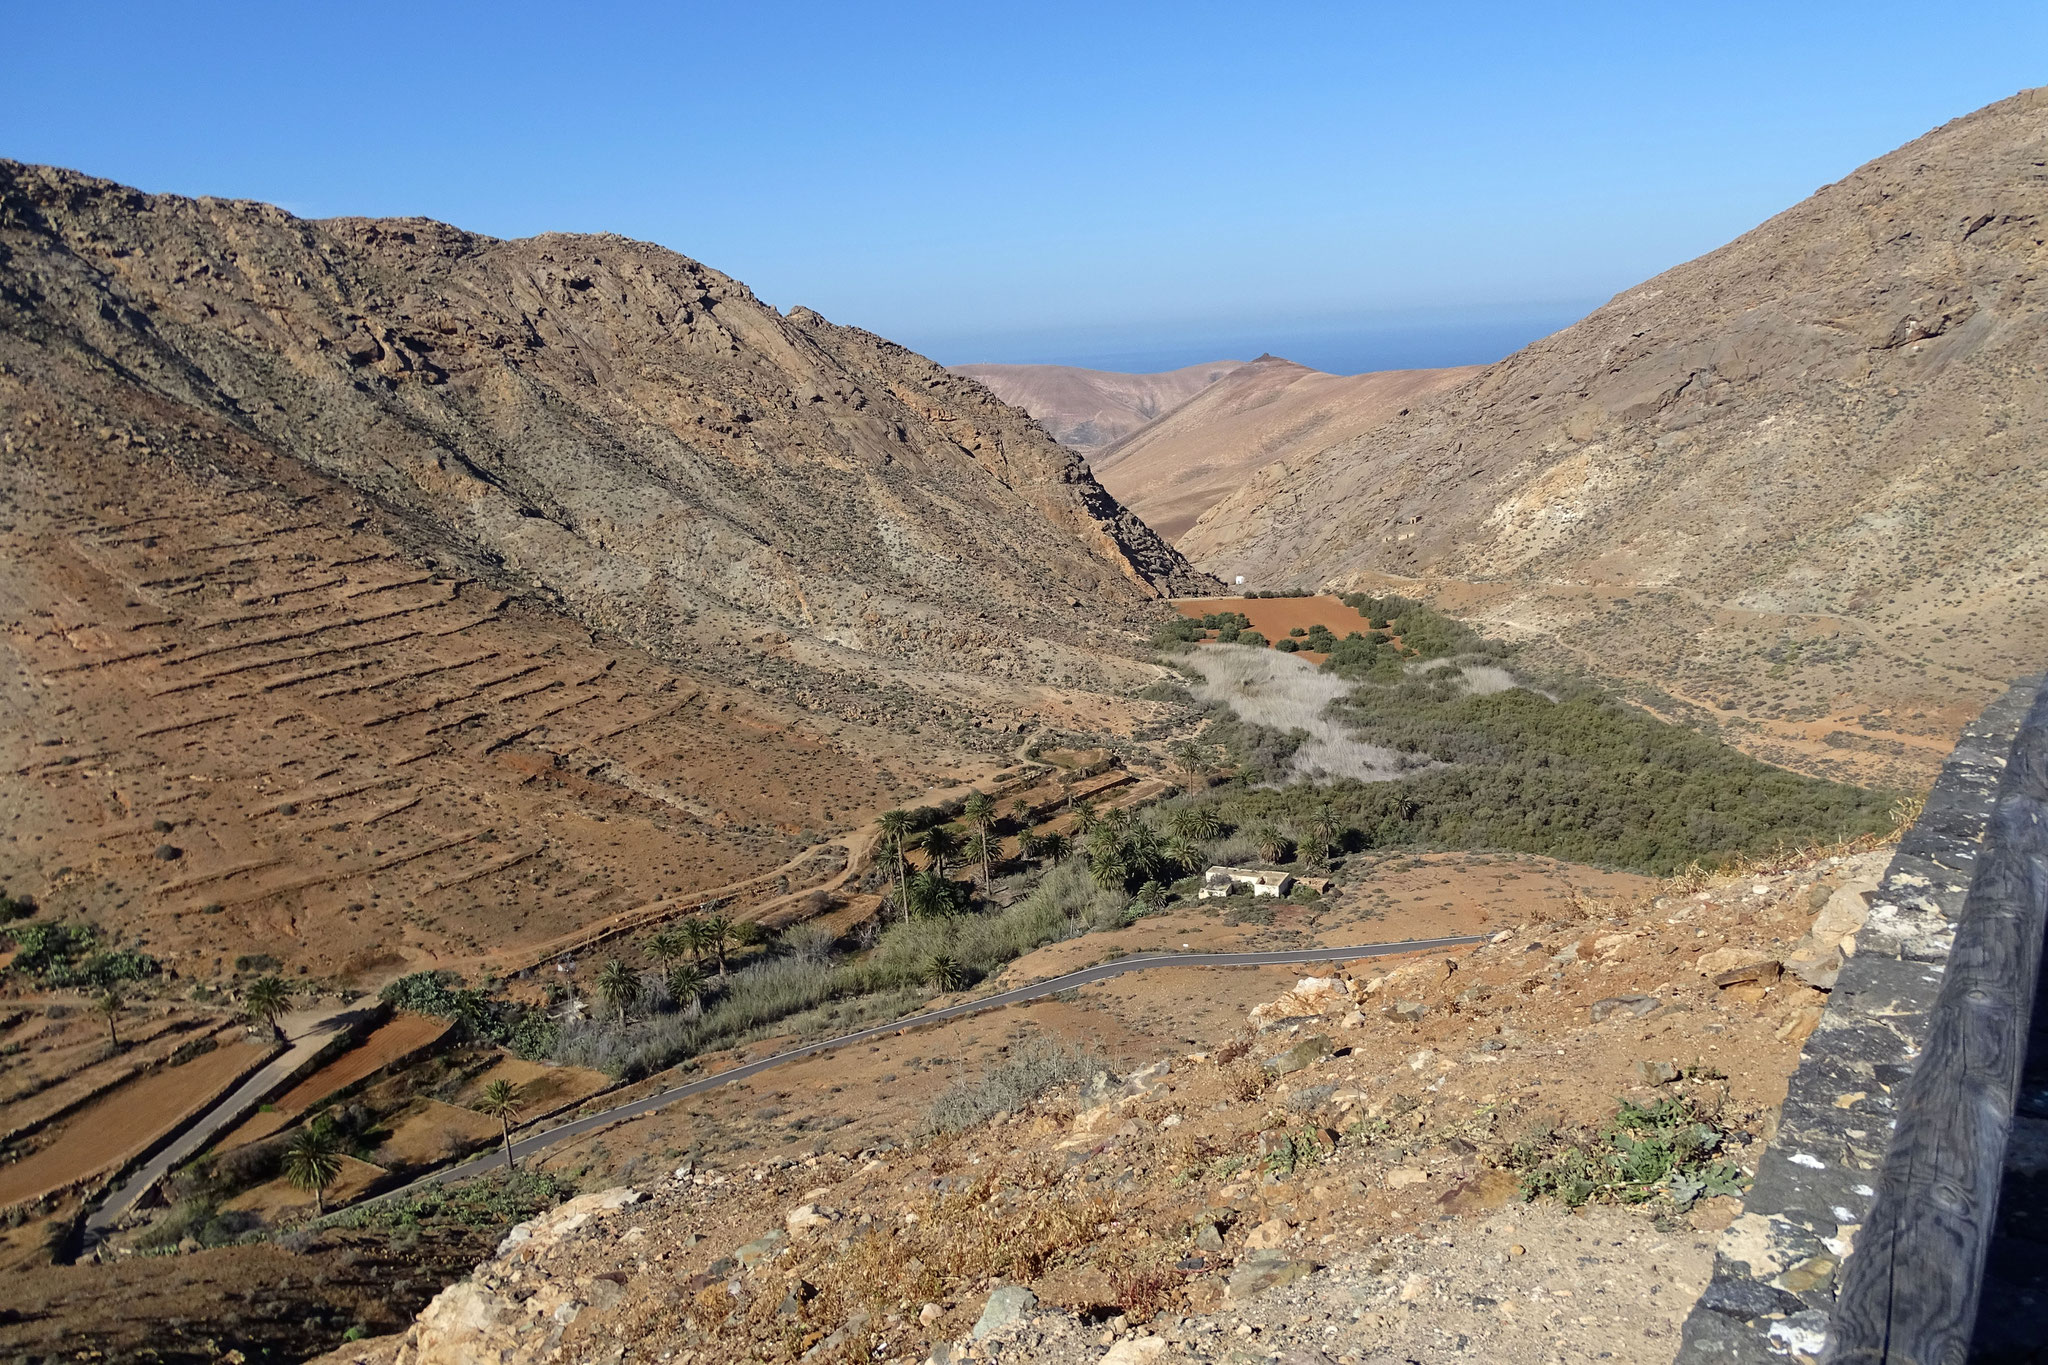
[372,934,1484,1202]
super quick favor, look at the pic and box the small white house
[1197,866,1293,899]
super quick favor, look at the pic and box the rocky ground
[306,843,1892,1365]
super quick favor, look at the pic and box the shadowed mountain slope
[950,358,1244,453]
[1181,89,2048,786]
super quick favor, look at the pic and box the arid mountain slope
[0,161,1212,698]
[1090,355,1478,541]
[0,162,1215,990]
[951,359,1242,452]
[1182,89,2048,786]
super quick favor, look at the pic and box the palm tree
[595,957,641,1023]
[475,1079,523,1173]
[666,961,706,1014]
[701,914,736,979]
[1017,830,1045,862]
[925,954,963,992]
[1171,743,1210,791]
[243,975,293,1044]
[1252,824,1291,864]
[1071,799,1099,836]
[95,988,124,1049]
[1008,797,1032,827]
[1088,839,1131,893]
[965,829,996,886]
[919,824,963,879]
[679,915,712,966]
[646,925,688,973]
[1305,804,1341,867]
[1169,805,1223,842]
[1162,833,1201,876]
[1038,831,1070,866]
[876,809,912,887]
[904,869,959,920]
[1124,823,1166,884]
[962,790,996,853]
[282,1124,343,1216]
[1101,805,1134,837]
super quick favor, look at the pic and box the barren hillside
[0,161,1212,689]
[951,360,1243,452]
[1091,356,1478,542]
[1182,89,2048,787]
[0,162,1222,997]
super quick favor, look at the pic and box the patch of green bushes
[380,971,559,1060]
[3,922,159,988]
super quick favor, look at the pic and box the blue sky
[7,2,2044,374]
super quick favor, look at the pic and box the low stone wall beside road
[1675,675,2044,1362]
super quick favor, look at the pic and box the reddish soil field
[1173,594,1375,661]
[0,1032,269,1206]
[217,1012,451,1150]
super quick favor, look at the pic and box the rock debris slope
[0,161,1213,687]
[1182,89,2048,785]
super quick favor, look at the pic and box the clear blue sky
[7,2,2044,374]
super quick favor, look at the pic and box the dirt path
[84,1000,378,1237]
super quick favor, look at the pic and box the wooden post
[1825,683,2048,1364]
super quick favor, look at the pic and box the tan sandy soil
[0,1001,225,1136]
[371,1097,505,1169]
[0,1030,269,1206]
[217,1011,452,1150]
[222,1151,388,1223]
[521,851,1649,1178]
[0,456,955,989]
[448,1055,613,1117]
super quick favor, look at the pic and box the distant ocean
[922,301,1597,377]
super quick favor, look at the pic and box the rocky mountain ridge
[0,161,1213,697]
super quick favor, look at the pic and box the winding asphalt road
[371,934,1484,1203]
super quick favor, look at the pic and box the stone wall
[1675,675,2045,1363]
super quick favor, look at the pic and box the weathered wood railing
[1824,680,2048,1363]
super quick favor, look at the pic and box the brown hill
[1089,355,1479,541]
[1181,89,2048,787]
[950,359,1243,452]
[0,161,1218,986]
[0,162,1211,680]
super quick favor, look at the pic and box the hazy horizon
[925,299,1593,376]
[7,3,2047,375]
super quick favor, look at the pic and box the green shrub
[3,923,158,988]
[1507,1096,1747,1210]
[380,971,556,1060]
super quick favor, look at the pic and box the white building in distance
[1198,866,1293,899]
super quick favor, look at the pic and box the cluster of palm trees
[584,901,753,1027]
[873,787,1111,923]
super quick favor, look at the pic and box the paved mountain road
[373,934,1484,1202]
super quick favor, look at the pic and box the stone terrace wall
[1675,675,2045,1363]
